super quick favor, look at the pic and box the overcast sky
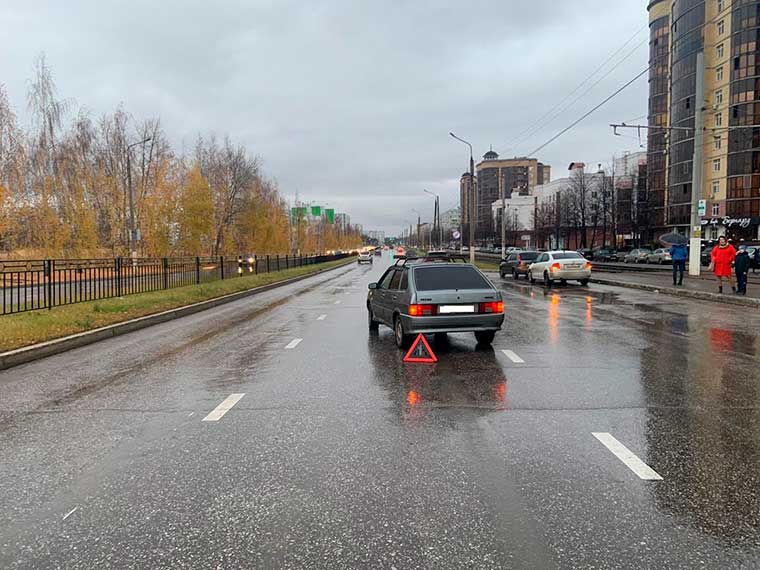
[1,0,648,234]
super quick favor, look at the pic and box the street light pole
[412,208,422,250]
[126,136,152,260]
[450,132,476,264]
[424,189,441,249]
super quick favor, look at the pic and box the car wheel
[394,316,412,350]
[560,279,567,286]
[434,332,448,344]
[368,305,379,331]
[660,259,665,265]
[543,271,553,287]
[580,279,589,286]
[499,270,506,279]
[528,271,536,284]
[474,330,496,345]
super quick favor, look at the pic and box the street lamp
[411,208,422,249]
[449,132,476,264]
[423,189,442,249]
[126,136,152,260]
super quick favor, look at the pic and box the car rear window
[413,266,491,291]
[553,252,583,260]
[519,252,538,261]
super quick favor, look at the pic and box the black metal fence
[0,253,351,316]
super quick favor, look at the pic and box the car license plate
[439,305,475,314]
[567,263,582,268]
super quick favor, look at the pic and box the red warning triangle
[403,334,438,364]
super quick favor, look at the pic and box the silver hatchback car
[367,257,504,348]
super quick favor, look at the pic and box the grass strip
[0,258,352,352]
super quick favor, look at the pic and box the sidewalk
[592,269,760,308]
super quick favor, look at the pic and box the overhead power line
[527,65,651,158]
[502,24,647,155]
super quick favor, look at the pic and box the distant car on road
[527,251,591,286]
[500,251,539,279]
[357,251,373,264]
[647,248,672,264]
[367,260,504,348]
[374,248,382,256]
[623,248,651,263]
[701,246,714,266]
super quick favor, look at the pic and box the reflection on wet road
[1,253,759,569]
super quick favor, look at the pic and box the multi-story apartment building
[472,150,550,242]
[648,0,760,241]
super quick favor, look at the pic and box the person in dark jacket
[754,247,760,274]
[669,243,688,286]
[735,245,751,295]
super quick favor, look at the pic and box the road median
[0,257,354,370]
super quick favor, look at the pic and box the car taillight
[479,301,504,314]
[585,262,592,270]
[550,262,561,271]
[408,304,437,316]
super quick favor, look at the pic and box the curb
[590,277,760,308]
[0,260,354,371]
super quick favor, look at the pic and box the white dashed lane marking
[592,432,663,481]
[285,338,303,349]
[62,506,79,521]
[501,349,525,363]
[317,314,327,321]
[203,393,245,422]
[334,300,341,305]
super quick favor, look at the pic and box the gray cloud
[1,0,647,233]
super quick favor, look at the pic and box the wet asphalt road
[1,251,760,569]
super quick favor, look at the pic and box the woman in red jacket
[710,235,737,293]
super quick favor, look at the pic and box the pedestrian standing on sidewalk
[709,235,737,294]
[735,245,750,295]
[754,247,760,274]
[670,242,688,286]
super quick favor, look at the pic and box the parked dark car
[701,246,714,267]
[500,251,540,279]
[593,248,619,262]
[577,248,594,261]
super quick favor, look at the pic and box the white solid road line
[317,314,327,321]
[285,338,303,349]
[334,300,341,305]
[592,432,663,481]
[501,349,525,364]
[202,393,245,422]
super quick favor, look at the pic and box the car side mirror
[368,282,378,290]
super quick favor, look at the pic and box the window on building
[713,158,721,172]
[712,204,720,216]
[715,112,722,127]
[714,136,722,150]
[712,180,720,195]
[717,43,724,59]
[717,66,724,81]
[718,19,725,35]
[715,89,723,105]
[718,0,724,13]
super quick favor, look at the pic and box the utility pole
[126,136,151,261]
[499,168,506,259]
[689,50,705,276]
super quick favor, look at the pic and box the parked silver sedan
[367,258,504,348]
[647,248,672,264]
[623,248,651,263]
